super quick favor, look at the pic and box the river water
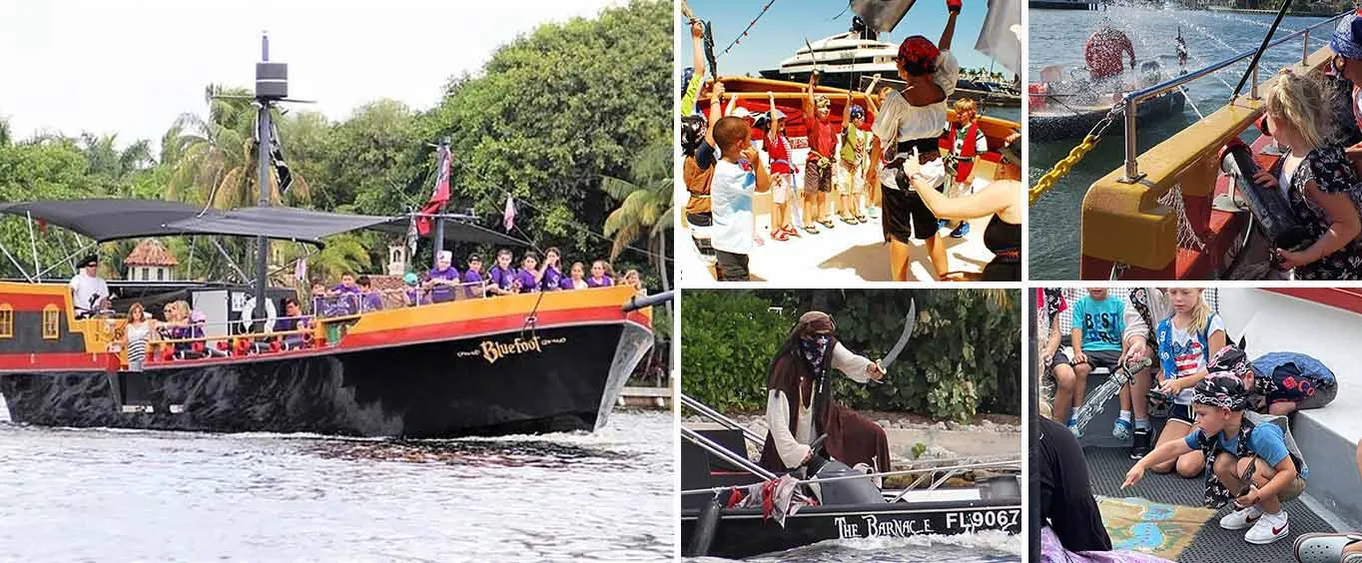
[1028,7,1338,279]
[688,531,1022,562]
[0,402,673,562]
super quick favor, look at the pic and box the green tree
[602,139,672,284]
[416,0,670,271]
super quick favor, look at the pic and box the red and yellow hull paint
[0,282,651,373]
[1079,46,1333,279]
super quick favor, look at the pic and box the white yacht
[758,28,898,90]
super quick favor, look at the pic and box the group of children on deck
[311,249,638,316]
[1040,288,1337,547]
[679,0,1023,282]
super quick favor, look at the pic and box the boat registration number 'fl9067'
[456,336,568,364]
[946,509,1021,530]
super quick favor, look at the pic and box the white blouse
[871,50,961,145]
[765,342,875,468]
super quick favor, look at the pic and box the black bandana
[799,335,831,376]
[1210,346,1252,380]
[1192,376,1249,412]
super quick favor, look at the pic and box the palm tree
[164,84,309,209]
[601,139,672,286]
[272,233,372,286]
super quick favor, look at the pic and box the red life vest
[947,121,982,184]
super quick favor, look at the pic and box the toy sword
[872,299,916,383]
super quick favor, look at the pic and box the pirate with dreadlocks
[759,311,890,487]
[1124,375,1308,546]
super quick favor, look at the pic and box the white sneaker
[1244,510,1289,545]
[1219,504,1264,530]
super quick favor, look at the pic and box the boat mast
[253,32,287,330]
[431,138,451,266]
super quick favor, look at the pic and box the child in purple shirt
[463,254,487,299]
[486,249,518,296]
[426,251,461,303]
[586,260,614,288]
[539,247,565,291]
[515,253,542,293]
[563,262,589,290]
[356,275,384,312]
[331,273,362,314]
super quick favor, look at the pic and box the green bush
[682,290,1021,423]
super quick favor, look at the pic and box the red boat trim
[1264,288,1362,316]
[0,351,119,372]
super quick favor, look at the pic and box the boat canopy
[0,199,528,247]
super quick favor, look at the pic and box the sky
[677,0,1010,77]
[0,0,625,149]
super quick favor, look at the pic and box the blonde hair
[1188,289,1210,335]
[953,98,978,117]
[1265,68,1330,150]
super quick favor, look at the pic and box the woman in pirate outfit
[1125,376,1308,546]
[866,1,962,281]
[759,312,889,479]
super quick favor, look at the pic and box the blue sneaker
[937,219,949,231]
[950,222,970,238]
[1113,418,1132,441]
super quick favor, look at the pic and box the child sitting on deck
[1256,68,1362,280]
[1058,289,1152,459]
[1125,376,1307,546]
[274,297,313,350]
[1146,288,1227,477]
[710,115,772,281]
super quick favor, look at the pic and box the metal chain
[1029,106,1125,206]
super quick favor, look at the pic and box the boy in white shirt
[709,115,771,281]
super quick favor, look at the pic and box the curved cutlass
[870,299,916,384]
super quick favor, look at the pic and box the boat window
[0,304,12,339]
[157,268,165,281]
[42,305,59,339]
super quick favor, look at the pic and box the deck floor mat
[1085,446,1335,562]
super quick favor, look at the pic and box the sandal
[783,226,801,238]
[804,225,820,235]
[839,215,857,225]
[855,215,867,222]
[819,219,835,229]
[772,230,789,241]
[1294,533,1362,563]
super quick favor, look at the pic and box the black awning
[0,199,202,241]
[0,200,529,247]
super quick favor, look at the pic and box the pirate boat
[1028,60,1187,142]
[1064,12,1352,279]
[679,306,1021,558]
[0,36,663,438]
[680,394,1023,559]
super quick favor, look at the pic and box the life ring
[240,296,278,334]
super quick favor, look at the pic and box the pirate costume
[759,312,891,478]
[871,36,960,244]
[1185,376,1307,544]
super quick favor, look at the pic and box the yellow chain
[1029,134,1100,206]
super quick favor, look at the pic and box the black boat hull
[681,497,1023,559]
[1030,88,1186,142]
[0,322,653,437]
